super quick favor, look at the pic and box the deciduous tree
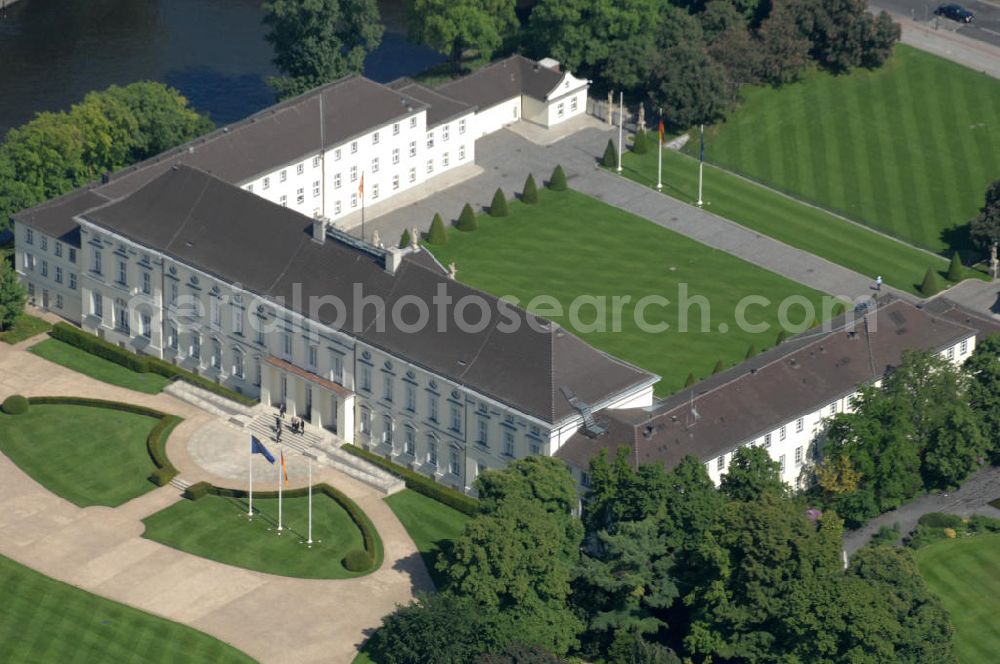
[407,0,517,72]
[719,444,787,502]
[0,261,27,331]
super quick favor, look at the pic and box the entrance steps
[246,412,404,495]
[164,379,260,421]
[169,476,191,491]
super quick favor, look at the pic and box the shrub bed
[189,481,383,571]
[918,512,963,529]
[48,323,256,406]
[1,394,29,415]
[342,444,479,516]
[26,396,181,484]
[906,513,1000,550]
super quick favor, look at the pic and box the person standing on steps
[875,275,882,292]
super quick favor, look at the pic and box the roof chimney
[311,215,326,244]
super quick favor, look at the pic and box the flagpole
[307,458,313,545]
[616,91,623,173]
[657,123,663,191]
[277,448,283,533]
[697,124,705,207]
[248,439,253,517]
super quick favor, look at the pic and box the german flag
[280,450,289,488]
[658,119,665,144]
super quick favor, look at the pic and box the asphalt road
[872,0,1000,47]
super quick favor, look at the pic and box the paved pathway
[844,465,1000,554]
[366,123,899,302]
[0,333,431,664]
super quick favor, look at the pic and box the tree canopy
[406,0,517,71]
[0,260,27,332]
[970,179,1000,251]
[263,0,384,99]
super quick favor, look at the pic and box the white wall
[15,224,82,323]
[473,97,521,137]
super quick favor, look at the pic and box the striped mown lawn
[29,338,168,394]
[0,554,252,664]
[689,44,1000,256]
[427,189,832,395]
[385,489,469,589]
[916,533,1000,663]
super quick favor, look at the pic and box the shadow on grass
[218,495,309,541]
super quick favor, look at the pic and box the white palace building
[11,54,999,493]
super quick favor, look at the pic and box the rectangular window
[330,353,344,383]
[313,156,321,168]
[255,324,264,346]
[477,418,488,446]
[410,117,417,128]
[947,347,955,361]
[571,96,579,112]
[25,228,33,245]
[335,200,342,215]
[69,247,76,264]
[280,169,287,182]
[371,157,379,174]
[350,141,357,154]
[296,163,304,175]
[115,301,129,333]
[428,439,438,467]
[69,273,77,290]
[961,339,969,354]
[383,374,393,402]
[55,266,63,284]
[442,152,449,168]
[779,454,786,472]
[351,193,358,208]
[142,271,151,295]
[557,102,565,118]
[449,451,460,476]
[531,443,540,456]
[503,430,515,457]
[168,324,178,350]
[830,402,838,415]
[795,446,803,466]
[334,148,341,161]
[372,131,379,145]
[360,407,371,434]
[40,236,47,251]
[717,455,725,470]
[92,249,102,275]
[428,393,438,422]
[141,312,151,339]
[307,345,317,368]
[372,183,379,200]
[192,334,200,359]
[459,145,466,161]
[405,383,416,411]
[296,188,305,205]
[442,125,449,141]
[169,282,178,306]
[408,141,416,157]
[426,132,434,149]
[450,405,461,432]
[247,184,254,193]
[211,297,221,327]
[40,260,48,277]
[581,471,590,487]
[350,166,357,182]
[796,417,804,433]
[459,118,466,134]
[404,428,415,455]
[780,425,787,441]
[212,340,222,370]
[280,195,287,207]
[382,415,392,445]
[117,259,126,285]
[55,293,63,309]
[360,364,371,392]
[426,159,433,174]
[392,148,399,165]
[393,122,400,136]
[54,242,62,258]
[313,180,320,198]
[283,332,292,358]
[263,177,270,190]
[234,352,245,379]
[392,175,399,190]
[763,434,771,449]
[334,173,342,189]
[408,167,416,183]
[92,291,103,318]
[23,253,32,271]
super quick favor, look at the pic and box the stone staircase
[164,378,259,423]
[246,412,403,495]
[169,476,191,492]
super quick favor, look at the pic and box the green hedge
[918,512,964,529]
[26,396,182,485]
[48,323,257,406]
[341,444,479,516]
[1,394,29,415]
[196,482,383,571]
[343,549,372,572]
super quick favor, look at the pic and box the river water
[0,0,444,137]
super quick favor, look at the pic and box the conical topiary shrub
[522,174,538,204]
[685,372,696,387]
[775,330,787,346]
[712,359,725,374]
[548,164,567,191]
[602,139,617,168]
[947,251,963,281]
[427,213,448,245]
[921,267,942,296]
[489,188,509,217]
[399,228,411,248]
[745,344,758,360]
[456,203,477,232]
[631,130,648,155]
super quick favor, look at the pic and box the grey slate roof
[387,78,474,127]
[81,165,656,423]
[10,188,107,245]
[556,298,976,471]
[437,55,566,110]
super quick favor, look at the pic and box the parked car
[934,4,975,23]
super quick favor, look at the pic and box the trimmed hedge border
[182,480,384,573]
[26,396,182,486]
[48,323,257,406]
[342,444,479,516]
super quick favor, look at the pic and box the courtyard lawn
[385,489,470,589]
[686,44,1000,256]
[917,533,1000,664]
[29,338,168,394]
[427,189,831,395]
[142,493,369,579]
[0,404,161,507]
[0,554,252,664]
[0,314,51,344]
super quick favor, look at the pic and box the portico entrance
[260,356,355,443]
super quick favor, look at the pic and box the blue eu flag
[251,436,275,464]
